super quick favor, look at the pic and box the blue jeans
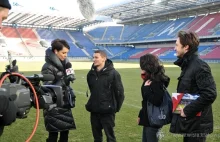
[142,127,160,142]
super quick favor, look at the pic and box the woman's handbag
[147,86,173,127]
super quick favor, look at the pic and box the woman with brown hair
[138,53,170,142]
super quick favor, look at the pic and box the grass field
[0,63,219,142]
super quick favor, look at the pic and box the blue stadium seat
[68,31,96,56]
[149,17,194,40]
[88,27,107,39]
[67,42,87,57]
[36,29,57,40]
[53,30,73,42]
[103,26,123,40]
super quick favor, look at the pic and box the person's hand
[176,107,186,117]
[62,76,70,86]
[137,117,140,124]
[144,80,152,86]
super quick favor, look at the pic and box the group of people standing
[41,30,216,142]
[137,31,217,142]
[40,40,124,142]
[0,1,217,141]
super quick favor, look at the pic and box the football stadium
[0,0,220,141]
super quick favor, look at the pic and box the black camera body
[0,74,65,119]
[0,57,75,119]
[31,85,64,110]
[0,83,31,118]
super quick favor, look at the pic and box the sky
[9,0,134,12]
[8,0,134,19]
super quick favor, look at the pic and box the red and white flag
[172,93,184,113]
[172,93,201,116]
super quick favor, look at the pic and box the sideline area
[0,61,178,72]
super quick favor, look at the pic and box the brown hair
[94,50,107,58]
[177,30,199,52]
[140,53,169,84]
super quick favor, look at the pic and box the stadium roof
[3,12,99,30]
[97,0,220,24]
[2,0,132,29]
[2,0,220,29]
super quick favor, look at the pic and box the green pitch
[0,63,219,142]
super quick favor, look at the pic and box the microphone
[65,62,76,83]
[26,74,55,82]
[77,0,95,21]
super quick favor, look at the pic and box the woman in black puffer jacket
[41,39,76,142]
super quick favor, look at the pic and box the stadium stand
[1,27,20,38]
[200,45,220,59]
[130,48,159,59]
[35,29,57,41]
[68,31,96,57]
[107,46,130,55]
[87,27,107,39]
[1,24,219,60]
[53,30,73,42]
[0,1,219,62]
[121,25,141,40]
[103,26,123,41]
[17,28,38,39]
[111,48,146,60]
[150,17,194,40]
[189,13,220,36]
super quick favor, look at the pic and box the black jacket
[86,59,124,114]
[0,95,17,136]
[138,79,169,128]
[170,52,217,134]
[41,48,76,132]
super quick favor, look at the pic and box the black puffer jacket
[41,48,76,132]
[86,59,124,114]
[170,52,217,134]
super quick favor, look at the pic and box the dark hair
[51,39,70,52]
[140,54,169,83]
[94,50,107,58]
[178,30,199,52]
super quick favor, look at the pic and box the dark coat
[138,79,169,128]
[41,48,76,132]
[0,95,17,136]
[86,59,124,114]
[170,52,217,134]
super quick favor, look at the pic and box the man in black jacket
[0,0,18,136]
[86,50,124,142]
[170,30,217,142]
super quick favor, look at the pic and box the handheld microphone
[65,62,76,83]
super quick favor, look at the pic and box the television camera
[0,55,74,119]
[0,72,66,119]
[0,52,75,120]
